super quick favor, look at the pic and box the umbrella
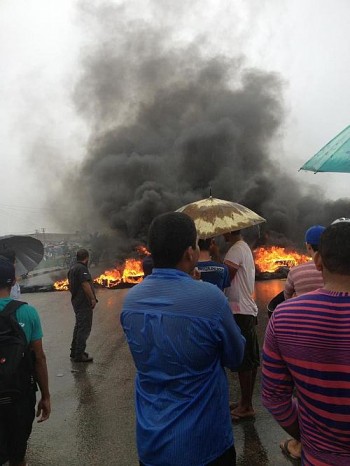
[0,236,44,276]
[176,197,266,239]
[300,125,350,173]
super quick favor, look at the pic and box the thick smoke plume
[60,2,350,254]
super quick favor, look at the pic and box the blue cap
[305,225,326,245]
[0,258,15,287]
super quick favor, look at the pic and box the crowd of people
[1,214,350,465]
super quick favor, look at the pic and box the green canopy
[300,125,350,173]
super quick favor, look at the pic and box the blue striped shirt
[121,268,245,466]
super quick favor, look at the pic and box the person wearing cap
[279,225,325,460]
[0,258,50,466]
[283,225,326,300]
[262,221,350,465]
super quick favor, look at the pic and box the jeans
[70,306,93,358]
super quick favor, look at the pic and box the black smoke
[60,2,350,253]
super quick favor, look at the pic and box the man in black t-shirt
[68,249,97,362]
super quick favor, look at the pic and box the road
[23,280,294,466]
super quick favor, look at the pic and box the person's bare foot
[231,405,256,421]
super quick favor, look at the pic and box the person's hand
[191,267,201,280]
[36,397,51,422]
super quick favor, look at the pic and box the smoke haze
[55,1,350,252]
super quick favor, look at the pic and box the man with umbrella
[223,230,259,421]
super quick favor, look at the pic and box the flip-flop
[279,439,301,462]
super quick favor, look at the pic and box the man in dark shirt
[197,238,231,291]
[68,249,97,362]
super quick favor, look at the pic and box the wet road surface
[23,279,295,466]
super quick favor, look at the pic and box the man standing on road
[0,258,51,466]
[223,230,259,421]
[68,249,97,363]
[262,221,350,465]
[278,224,325,461]
[121,212,245,466]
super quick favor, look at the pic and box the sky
[1,0,350,235]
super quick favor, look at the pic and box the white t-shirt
[224,240,258,316]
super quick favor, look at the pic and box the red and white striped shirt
[284,261,324,299]
[262,289,350,465]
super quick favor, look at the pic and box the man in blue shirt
[197,238,231,291]
[121,212,245,466]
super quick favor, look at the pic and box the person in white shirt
[223,230,259,421]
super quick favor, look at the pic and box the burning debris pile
[254,246,310,280]
[94,258,144,288]
[53,257,145,291]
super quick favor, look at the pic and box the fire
[122,258,144,284]
[53,247,147,290]
[53,279,69,291]
[93,258,144,288]
[254,246,310,273]
[94,268,122,288]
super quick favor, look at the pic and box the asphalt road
[22,280,294,466]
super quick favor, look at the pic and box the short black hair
[309,244,319,252]
[198,238,212,251]
[148,212,197,268]
[319,223,350,275]
[77,249,89,261]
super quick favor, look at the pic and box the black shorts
[0,391,36,464]
[234,314,260,371]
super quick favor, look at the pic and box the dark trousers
[139,445,236,466]
[70,306,93,358]
[0,392,36,465]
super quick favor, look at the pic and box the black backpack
[0,300,35,400]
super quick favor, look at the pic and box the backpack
[0,300,35,400]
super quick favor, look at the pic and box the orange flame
[94,268,122,288]
[254,246,310,273]
[53,250,146,290]
[93,258,144,288]
[53,279,69,291]
[122,258,144,284]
